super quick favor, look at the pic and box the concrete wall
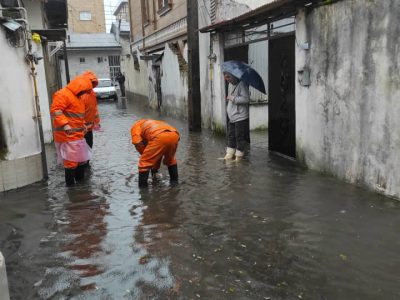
[125,51,150,99]
[296,1,400,199]
[0,16,47,190]
[67,0,106,33]
[0,252,10,300]
[199,0,269,132]
[60,50,121,86]
[158,43,188,119]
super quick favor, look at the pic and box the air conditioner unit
[0,0,19,7]
[0,0,22,19]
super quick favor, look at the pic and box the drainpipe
[26,34,49,180]
[63,38,70,83]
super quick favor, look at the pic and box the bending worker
[51,75,93,186]
[81,71,101,151]
[130,119,180,187]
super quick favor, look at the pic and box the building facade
[60,33,121,86]
[127,0,188,118]
[111,1,131,92]
[67,0,106,33]
[0,0,67,191]
[199,0,400,199]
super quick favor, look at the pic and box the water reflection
[63,187,108,289]
[1,101,400,300]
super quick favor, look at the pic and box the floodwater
[1,100,400,300]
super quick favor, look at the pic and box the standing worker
[51,76,93,186]
[130,119,180,187]
[223,71,250,162]
[116,71,126,97]
[81,71,101,152]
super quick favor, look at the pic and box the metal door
[268,35,296,158]
[153,65,162,109]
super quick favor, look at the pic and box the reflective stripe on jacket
[50,75,92,142]
[130,119,179,146]
[81,71,100,130]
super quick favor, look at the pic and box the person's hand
[93,124,101,131]
[63,124,72,135]
[226,95,234,102]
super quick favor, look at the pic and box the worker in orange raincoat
[51,75,93,186]
[130,119,180,187]
[81,71,101,151]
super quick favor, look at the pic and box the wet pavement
[1,99,400,300]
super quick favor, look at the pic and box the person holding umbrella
[223,71,250,161]
[222,60,266,162]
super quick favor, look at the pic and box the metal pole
[29,60,49,180]
[63,39,70,83]
[187,0,201,131]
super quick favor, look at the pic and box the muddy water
[1,100,400,299]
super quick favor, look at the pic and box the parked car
[93,78,118,101]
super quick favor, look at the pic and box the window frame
[157,0,172,16]
[141,0,150,26]
[79,11,92,21]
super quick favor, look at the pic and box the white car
[93,78,118,101]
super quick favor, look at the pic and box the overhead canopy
[200,0,325,33]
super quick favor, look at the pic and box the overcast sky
[101,0,274,32]
[104,0,120,32]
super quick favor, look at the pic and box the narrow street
[1,100,400,300]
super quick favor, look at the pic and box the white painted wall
[60,50,120,86]
[159,43,188,119]
[0,30,41,160]
[126,50,150,98]
[0,252,10,300]
[295,1,400,199]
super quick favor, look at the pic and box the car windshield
[97,80,112,87]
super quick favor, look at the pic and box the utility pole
[187,0,201,131]
[63,39,70,83]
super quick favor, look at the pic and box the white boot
[235,150,244,162]
[223,147,235,160]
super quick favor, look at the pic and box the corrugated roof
[67,33,121,49]
[200,0,323,33]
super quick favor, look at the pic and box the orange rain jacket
[131,119,180,172]
[51,76,93,143]
[81,71,100,131]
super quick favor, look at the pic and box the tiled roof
[67,33,121,49]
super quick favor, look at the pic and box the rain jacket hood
[82,71,98,88]
[66,75,93,95]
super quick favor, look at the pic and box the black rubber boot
[168,165,178,182]
[74,164,85,182]
[139,171,149,188]
[64,168,75,186]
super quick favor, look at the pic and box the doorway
[268,35,296,158]
[152,65,162,109]
[224,45,250,144]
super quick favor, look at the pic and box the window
[97,57,103,63]
[79,11,92,21]
[158,0,172,15]
[79,57,85,63]
[141,0,149,25]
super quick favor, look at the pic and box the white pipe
[0,252,10,300]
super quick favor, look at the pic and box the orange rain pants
[138,131,179,173]
[131,119,179,173]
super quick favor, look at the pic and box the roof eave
[199,0,323,33]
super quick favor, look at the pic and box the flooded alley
[1,100,400,300]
